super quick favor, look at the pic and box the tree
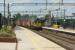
[44,14,52,26]
[14,13,22,20]
[30,15,37,21]
[44,14,50,20]
[22,14,29,20]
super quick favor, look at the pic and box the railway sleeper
[34,30,75,50]
[43,29,75,40]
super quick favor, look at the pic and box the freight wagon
[16,19,32,27]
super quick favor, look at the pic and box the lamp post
[55,8,60,25]
[48,10,51,26]
[64,9,66,21]
[46,0,47,10]
[62,9,66,29]
[61,0,63,4]
[60,0,63,26]
[3,0,5,25]
[4,0,5,17]
[8,3,11,26]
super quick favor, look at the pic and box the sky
[0,0,75,3]
[0,0,75,17]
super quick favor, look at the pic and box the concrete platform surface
[14,26,66,50]
[42,27,75,34]
[0,43,16,50]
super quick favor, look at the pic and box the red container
[16,19,32,27]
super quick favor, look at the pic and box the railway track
[32,29,75,50]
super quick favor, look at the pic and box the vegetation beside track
[0,26,15,37]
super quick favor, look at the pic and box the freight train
[16,18,45,30]
[16,17,75,30]
[16,19,32,27]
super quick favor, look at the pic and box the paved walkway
[0,43,16,50]
[14,26,66,50]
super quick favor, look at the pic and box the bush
[0,26,15,37]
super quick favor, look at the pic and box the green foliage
[0,26,15,37]
[13,13,22,20]
[13,13,37,21]
[45,14,50,20]
[22,14,29,19]
[30,15,37,19]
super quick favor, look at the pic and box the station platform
[0,43,16,50]
[14,26,65,50]
[42,27,75,34]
